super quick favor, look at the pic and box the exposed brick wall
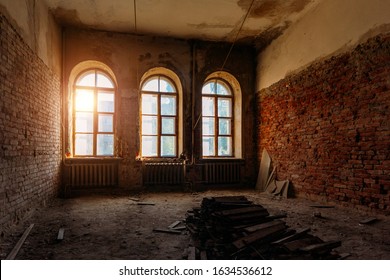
[257,34,390,211]
[0,15,62,229]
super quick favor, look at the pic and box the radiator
[203,162,241,184]
[69,163,118,188]
[142,162,185,185]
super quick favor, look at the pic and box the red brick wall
[257,34,390,211]
[0,15,62,228]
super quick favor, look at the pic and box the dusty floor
[1,189,390,260]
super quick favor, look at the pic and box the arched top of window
[141,75,176,93]
[202,79,231,96]
[76,70,115,89]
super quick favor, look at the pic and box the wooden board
[244,220,286,233]
[153,228,182,234]
[255,149,271,192]
[6,224,34,260]
[168,221,181,229]
[300,240,341,253]
[216,206,266,216]
[57,228,65,241]
[272,228,310,245]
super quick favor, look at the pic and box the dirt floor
[1,189,390,260]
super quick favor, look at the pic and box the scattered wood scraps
[6,224,34,260]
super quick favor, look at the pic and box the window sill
[64,157,123,164]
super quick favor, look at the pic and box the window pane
[142,136,157,157]
[75,134,93,155]
[162,117,175,134]
[202,96,215,116]
[142,116,157,135]
[98,114,113,132]
[161,95,176,116]
[96,73,114,88]
[75,112,93,132]
[202,81,217,94]
[218,98,232,117]
[218,136,232,156]
[161,136,176,157]
[97,134,114,156]
[98,92,114,112]
[202,137,215,156]
[219,118,231,135]
[142,94,158,114]
[142,78,159,92]
[75,89,94,112]
[160,77,176,93]
[76,71,95,87]
[202,117,215,135]
[216,81,230,95]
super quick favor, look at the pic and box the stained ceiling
[45,0,321,45]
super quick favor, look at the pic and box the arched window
[140,74,178,157]
[73,69,116,156]
[202,72,242,158]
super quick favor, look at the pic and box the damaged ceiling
[45,0,322,45]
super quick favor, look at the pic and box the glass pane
[202,117,215,135]
[162,117,175,134]
[142,136,157,157]
[98,114,113,132]
[96,72,114,88]
[218,136,232,156]
[98,92,114,112]
[97,134,114,156]
[202,96,215,116]
[161,95,176,116]
[142,116,157,135]
[75,112,93,133]
[160,77,176,93]
[161,136,176,157]
[219,118,231,135]
[76,71,95,87]
[75,134,93,155]
[202,81,217,94]
[142,94,158,114]
[75,89,94,112]
[202,136,215,156]
[218,98,232,117]
[216,81,230,95]
[142,78,159,92]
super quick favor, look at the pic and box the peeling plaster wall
[257,0,390,89]
[0,0,62,75]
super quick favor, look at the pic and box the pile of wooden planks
[185,196,342,260]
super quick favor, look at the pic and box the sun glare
[75,89,94,111]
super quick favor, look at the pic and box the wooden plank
[137,202,155,206]
[282,180,290,198]
[228,210,269,222]
[359,218,378,225]
[284,237,319,252]
[310,205,335,208]
[6,224,34,260]
[299,240,341,253]
[272,228,311,245]
[129,197,140,202]
[244,220,286,233]
[212,196,248,203]
[153,228,182,234]
[57,228,65,241]
[233,222,286,249]
[216,206,266,216]
[255,149,271,191]
[168,221,181,229]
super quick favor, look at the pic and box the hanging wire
[221,0,256,70]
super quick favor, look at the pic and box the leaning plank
[233,222,286,249]
[57,228,65,241]
[244,220,286,233]
[153,228,182,234]
[6,224,34,260]
[272,228,311,245]
[255,149,271,192]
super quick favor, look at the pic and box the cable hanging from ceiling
[221,0,256,70]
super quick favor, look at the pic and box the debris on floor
[185,196,342,260]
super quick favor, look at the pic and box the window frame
[202,78,235,158]
[140,74,179,158]
[72,68,116,157]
